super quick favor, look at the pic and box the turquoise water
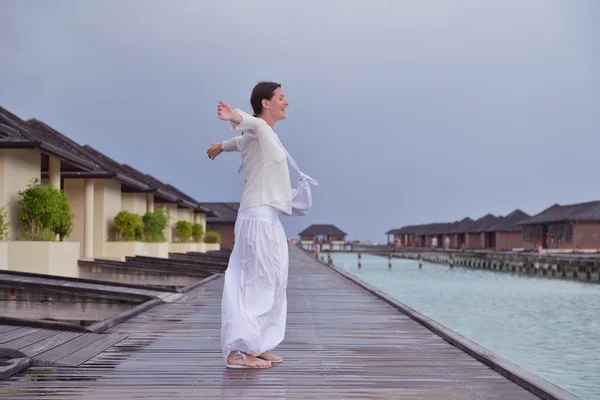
[329,252,600,400]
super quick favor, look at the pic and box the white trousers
[220,205,289,359]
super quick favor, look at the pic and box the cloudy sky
[1,0,598,242]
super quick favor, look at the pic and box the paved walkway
[0,247,542,399]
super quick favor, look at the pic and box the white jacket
[221,109,292,215]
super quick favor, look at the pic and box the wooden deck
[0,325,126,368]
[0,247,565,399]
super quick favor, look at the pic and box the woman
[207,81,292,369]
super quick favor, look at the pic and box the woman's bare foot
[226,351,272,368]
[258,351,283,363]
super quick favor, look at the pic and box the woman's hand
[217,100,243,124]
[207,142,223,160]
[217,101,233,121]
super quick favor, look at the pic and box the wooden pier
[0,247,577,399]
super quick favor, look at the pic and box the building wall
[467,233,483,249]
[63,179,85,255]
[328,235,346,242]
[177,207,194,223]
[573,222,600,249]
[523,223,576,250]
[121,192,147,215]
[156,203,178,242]
[207,222,235,250]
[495,232,523,251]
[93,179,122,257]
[0,149,41,240]
[194,213,207,238]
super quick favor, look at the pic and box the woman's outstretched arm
[218,101,271,140]
[207,135,241,160]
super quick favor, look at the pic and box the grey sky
[1,0,599,242]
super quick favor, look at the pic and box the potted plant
[143,209,169,258]
[191,223,204,243]
[204,230,222,251]
[17,178,73,241]
[169,220,195,253]
[174,220,193,243]
[105,210,147,258]
[9,178,79,277]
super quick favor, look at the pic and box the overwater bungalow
[518,200,600,252]
[481,209,530,251]
[299,224,348,251]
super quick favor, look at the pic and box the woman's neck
[258,113,277,129]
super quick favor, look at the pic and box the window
[548,224,557,244]
[558,224,564,244]
[523,226,535,242]
[565,224,573,244]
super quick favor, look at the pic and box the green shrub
[0,205,9,241]
[18,227,57,242]
[191,223,204,243]
[175,220,193,242]
[204,230,222,244]
[113,210,143,241]
[16,178,73,240]
[142,209,168,242]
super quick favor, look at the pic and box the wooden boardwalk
[0,247,561,399]
[0,325,126,367]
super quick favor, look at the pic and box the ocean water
[329,252,600,400]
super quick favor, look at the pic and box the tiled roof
[79,145,154,191]
[118,163,180,203]
[0,106,95,170]
[203,203,240,223]
[519,200,600,225]
[470,214,500,233]
[163,183,216,216]
[484,209,530,232]
[448,217,475,234]
[298,224,347,237]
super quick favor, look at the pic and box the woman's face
[265,87,289,120]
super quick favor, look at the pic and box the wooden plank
[3,329,59,351]
[87,299,162,334]
[0,325,20,334]
[0,328,39,344]
[19,331,81,357]
[32,333,105,367]
[0,271,168,300]
[52,333,127,367]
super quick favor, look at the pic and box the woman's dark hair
[250,81,281,117]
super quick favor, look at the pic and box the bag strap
[274,134,318,186]
[237,133,318,186]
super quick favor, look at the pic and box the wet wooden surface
[0,325,126,367]
[0,247,543,399]
[0,270,175,301]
